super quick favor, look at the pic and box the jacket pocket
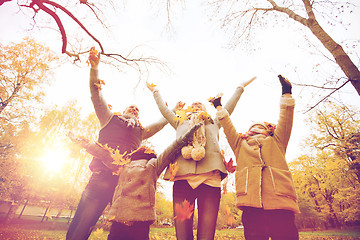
[268,166,297,200]
[236,167,248,196]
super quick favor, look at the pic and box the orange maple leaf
[147,83,157,88]
[112,149,130,166]
[174,200,194,222]
[169,162,179,181]
[224,158,236,173]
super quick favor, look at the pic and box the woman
[214,75,300,240]
[147,77,255,240]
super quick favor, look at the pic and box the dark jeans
[107,221,152,240]
[173,180,221,240]
[66,172,119,240]
[242,207,299,240]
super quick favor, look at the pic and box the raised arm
[143,102,183,139]
[147,83,178,129]
[88,48,112,128]
[223,76,256,115]
[273,75,295,149]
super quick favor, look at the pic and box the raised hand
[278,75,292,95]
[241,76,257,88]
[88,47,100,69]
[146,82,158,93]
[209,94,223,109]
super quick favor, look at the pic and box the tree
[305,101,360,182]
[289,102,360,228]
[167,0,360,98]
[0,37,58,125]
[0,0,166,71]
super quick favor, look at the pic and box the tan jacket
[217,96,300,213]
[152,86,245,180]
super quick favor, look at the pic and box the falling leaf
[108,104,112,110]
[224,158,236,173]
[169,162,179,181]
[147,82,157,88]
[112,149,130,166]
[174,200,194,222]
[174,109,188,124]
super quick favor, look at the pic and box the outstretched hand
[278,75,292,95]
[241,76,257,88]
[146,82,158,93]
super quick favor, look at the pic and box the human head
[191,101,206,112]
[248,122,276,136]
[123,105,139,119]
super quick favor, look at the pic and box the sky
[1,0,360,197]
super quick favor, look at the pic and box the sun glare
[40,148,70,173]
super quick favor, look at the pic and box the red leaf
[174,200,194,222]
[224,158,236,173]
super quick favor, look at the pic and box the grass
[0,221,359,240]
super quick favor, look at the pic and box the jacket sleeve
[216,108,242,154]
[214,86,244,127]
[273,95,295,151]
[90,68,113,128]
[142,117,168,140]
[82,142,118,172]
[153,123,202,177]
[152,90,178,129]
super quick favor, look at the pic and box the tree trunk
[307,19,360,95]
[17,199,29,219]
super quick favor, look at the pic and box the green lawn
[0,224,360,240]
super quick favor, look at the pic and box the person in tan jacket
[70,123,202,240]
[213,75,299,240]
[147,78,255,240]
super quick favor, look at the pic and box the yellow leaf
[174,109,187,124]
[112,149,130,166]
[147,83,157,88]
[169,162,179,181]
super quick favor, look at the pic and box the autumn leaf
[112,149,130,166]
[224,158,236,173]
[80,0,87,3]
[198,111,212,122]
[147,83,157,88]
[174,109,188,124]
[174,199,194,222]
[108,104,112,110]
[95,142,113,154]
[169,162,179,181]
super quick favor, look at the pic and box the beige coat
[152,86,245,180]
[216,96,300,213]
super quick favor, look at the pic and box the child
[212,75,300,240]
[70,123,202,240]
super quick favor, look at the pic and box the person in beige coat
[213,75,300,240]
[147,78,255,240]
[70,123,202,240]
